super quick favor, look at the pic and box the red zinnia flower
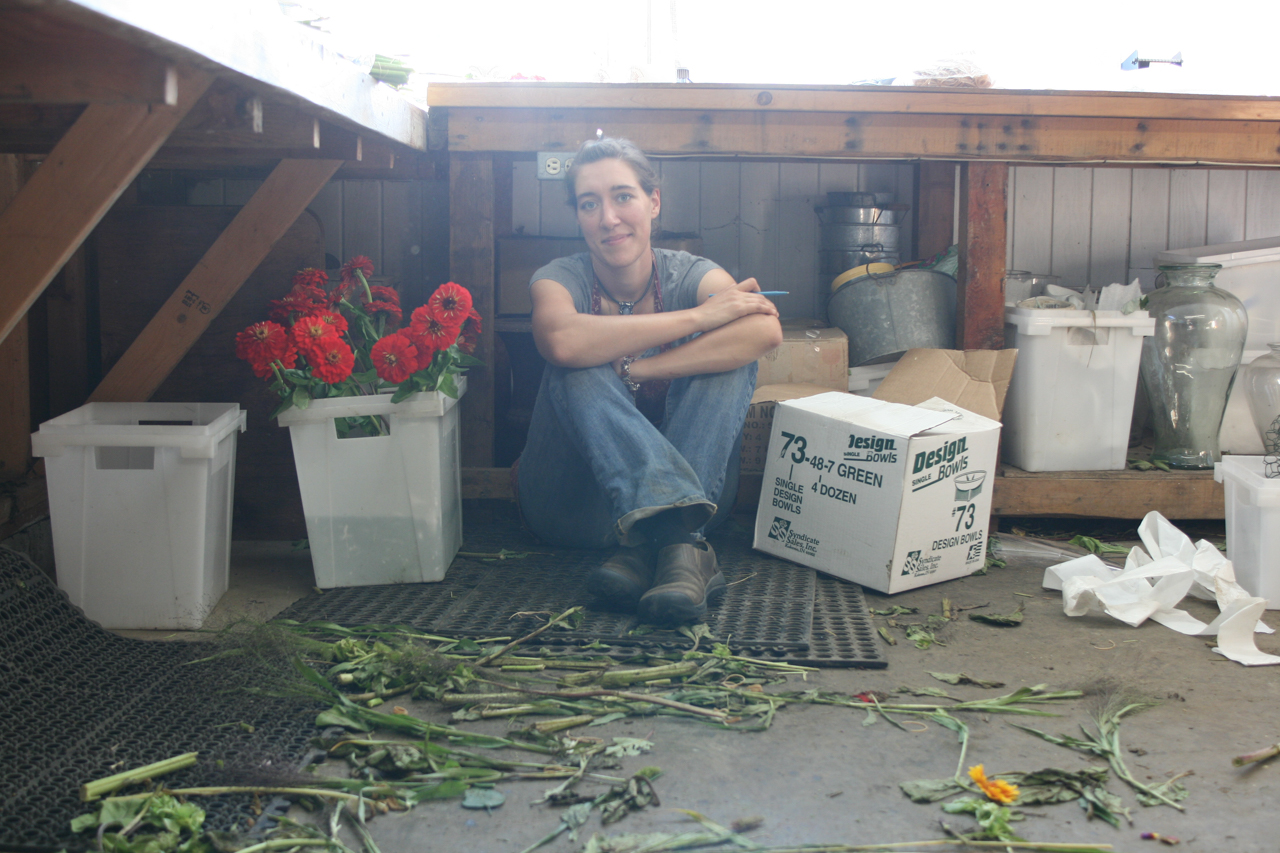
[310,338,355,384]
[313,309,349,336]
[340,255,375,284]
[404,328,438,367]
[235,321,292,364]
[292,268,329,290]
[367,285,401,306]
[292,314,342,358]
[427,282,472,326]
[410,305,461,350]
[248,344,298,379]
[371,332,420,384]
[268,282,327,322]
[364,300,403,325]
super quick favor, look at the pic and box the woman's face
[572,157,660,271]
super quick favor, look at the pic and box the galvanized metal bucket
[815,205,907,225]
[826,268,958,365]
[825,191,878,207]
[820,249,900,278]
[819,223,901,251]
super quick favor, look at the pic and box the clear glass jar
[1242,343,1280,455]
[1140,263,1248,469]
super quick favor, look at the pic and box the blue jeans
[516,359,757,549]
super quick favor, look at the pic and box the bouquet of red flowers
[235,255,482,425]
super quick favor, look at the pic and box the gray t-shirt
[530,250,720,347]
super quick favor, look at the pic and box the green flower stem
[355,269,374,304]
[474,606,584,666]
[80,752,198,801]
[233,840,338,853]
[104,785,369,805]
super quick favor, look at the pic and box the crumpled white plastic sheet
[1043,511,1280,666]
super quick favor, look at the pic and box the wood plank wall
[191,164,1280,320]
[1006,166,1280,291]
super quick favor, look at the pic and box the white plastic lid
[1155,235,1280,269]
[1004,307,1156,337]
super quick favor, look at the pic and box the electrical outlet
[537,152,575,180]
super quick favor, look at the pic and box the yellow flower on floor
[969,764,1020,804]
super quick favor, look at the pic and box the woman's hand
[694,276,779,333]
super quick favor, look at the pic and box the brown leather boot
[638,540,725,624]
[585,545,656,611]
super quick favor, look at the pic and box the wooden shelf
[992,463,1223,520]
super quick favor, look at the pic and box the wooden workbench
[428,82,1280,518]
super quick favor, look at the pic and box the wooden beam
[443,107,1280,165]
[168,81,317,150]
[0,65,211,345]
[993,466,1224,519]
[957,162,1007,350]
[0,154,29,480]
[429,81,1280,123]
[450,153,496,467]
[0,7,176,104]
[88,157,342,403]
[915,161,956,260]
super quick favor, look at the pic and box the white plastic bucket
[1002,308,1154,471]
[277,379,465,588]
[31,402,245,629]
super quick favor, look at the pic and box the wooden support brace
[89,158,343,403]
[450,153,496,467]
[957,161,1008,350]
[0,65,212,345]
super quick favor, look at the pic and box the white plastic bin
[277,379,464,588]
[1002,307,1155,471]
[1156,236,1280,352]
[31,402,246,629]
[1214,456,1280,608]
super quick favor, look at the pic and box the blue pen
[708,290,789,297]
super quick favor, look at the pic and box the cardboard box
[873,348,1017,421]
[752,393,1001,594]
[756,320,849,391]
[497,235,704,316]
[740,383,835,475]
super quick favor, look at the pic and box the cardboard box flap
[916,396,1005,433]
[783,391,957,437]
[750,382,837,406]
[872,349,1018,421]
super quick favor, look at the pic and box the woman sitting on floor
[514,136,782,624]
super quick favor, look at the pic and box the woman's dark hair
[564,136,658,207]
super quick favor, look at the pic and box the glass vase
[1242,343,1280,458]
[1140,263,1248,469]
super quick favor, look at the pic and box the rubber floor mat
[0,547,322,853]
[278,517,886,668]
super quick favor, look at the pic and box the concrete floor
[121,509,1279,853]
